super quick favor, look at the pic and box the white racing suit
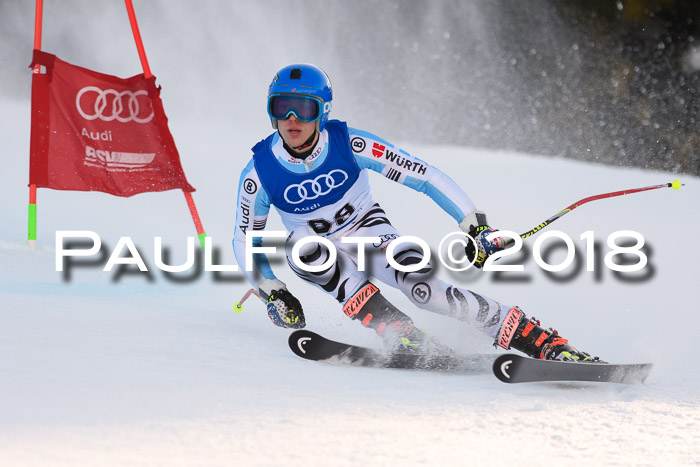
[233,120,511,339]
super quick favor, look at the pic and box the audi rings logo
[76,86,154,123]
[284,170,348,204]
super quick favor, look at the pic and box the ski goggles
[267,94,322,123]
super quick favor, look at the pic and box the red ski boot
[496,306,601,362]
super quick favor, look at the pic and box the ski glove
[465,225,507,269]
[460,211,506,269]
[266,289,306,329]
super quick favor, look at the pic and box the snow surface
[1,96,699,466]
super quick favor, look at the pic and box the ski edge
[493,353,653,384]
[288,329,494,373]
[289,331,652,384]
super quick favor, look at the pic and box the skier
[233,63,596,361]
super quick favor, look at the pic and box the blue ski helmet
[267,64,333,131]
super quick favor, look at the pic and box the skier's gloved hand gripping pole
[233,279,306,329]
[464,180,684,266]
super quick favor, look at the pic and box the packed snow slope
[1,100,699,466]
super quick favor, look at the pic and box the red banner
[29,50,195,197]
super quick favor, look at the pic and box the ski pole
[233,288,263,313]
[507,179,683,245]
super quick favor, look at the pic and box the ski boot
[343,281,452,354]
[381,321,452,354]
[495,306,601,362]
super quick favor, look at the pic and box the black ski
[288,329,493,373]
[493,353,653,384]
[288,331,652,384]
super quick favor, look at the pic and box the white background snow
[1,2,699,466]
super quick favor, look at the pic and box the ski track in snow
[1,100,699,465]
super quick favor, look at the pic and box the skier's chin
[284,133,304,146]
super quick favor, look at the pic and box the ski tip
[493,354,520,383]
[671,179,683,191]
[287,329,322,358]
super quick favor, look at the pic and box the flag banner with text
[29,50,195,197]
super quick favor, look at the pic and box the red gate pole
[123,0,208,251]
[28,0,44,249]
